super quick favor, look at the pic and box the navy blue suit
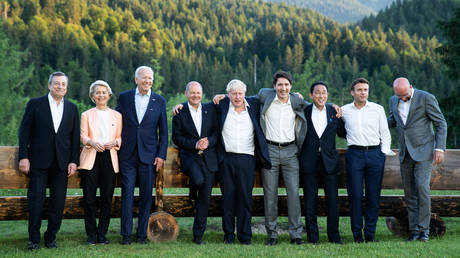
[116,89,168,240]
[215,97,271,243]
[299,104,345,243]
[172,102,218,240]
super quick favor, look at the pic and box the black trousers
[302,154,340,243]
[27,157,68,244]
[81,150,116,237]
[188,158,215,239]
[221,153,255,243]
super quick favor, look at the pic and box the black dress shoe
[120,236,131,245]
[354,236,364,243]
[87,235,97,245]
[224,238,234,244]
[419,232,429,242]
[97,235,110,244]
[137,237,148,244]
[193,238,204,245]
[290,238,304,245]
[265,238,277,246]
[332,240,343,245]
[45,240,58,248]
[407,233,419,242]
[240,240,251,245]
[27,241,40,250]
[365,236,378,243]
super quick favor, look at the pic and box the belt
[266,140,295,147]
[348,145,380,150]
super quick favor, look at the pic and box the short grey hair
[226,79,247,93]
[185,81,203,93]
[135,66,154,79]
[89,80,113,102]
[48,71,68,85]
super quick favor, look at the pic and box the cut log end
[386,213,446,237]
[147,211,179,242]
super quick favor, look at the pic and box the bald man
[388,77,447,242]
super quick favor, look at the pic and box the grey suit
[388,88,447,234]
[257,88,308,239]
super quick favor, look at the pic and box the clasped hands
[196,137,209,151]
[88,139,117,152]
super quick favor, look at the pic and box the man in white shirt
[341,78,391,243]
[215,80,271,245]
[172,81,219,244]
[18,72,80,250]
[388,77,447,242]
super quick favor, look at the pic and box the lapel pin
[204,111,208,114]
[152,98,156,101]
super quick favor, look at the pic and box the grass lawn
[1,189,460,257]
[1,211,460,257]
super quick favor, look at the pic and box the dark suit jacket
[18,95,80,170]
[215,97,271,169]
[299,104,345,175]
[172,102,219,173]
[116,89,168,164]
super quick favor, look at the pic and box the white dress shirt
[398,87,414,125]
[188,102,202,137]
[96,108,110,144]
[341,101,391,154]
[265,95,296,142]
[222,100,255,155]
[311,104,327,138]
[48,93,64,133]
[135,87,151,123]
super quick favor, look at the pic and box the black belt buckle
[267,140,294,147]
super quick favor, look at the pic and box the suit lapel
[262,91,276,115]
[321,105,335,138]
[42,96,55,132]
[200,104,209,137]
[405,89,418,126]
[128,90,139,125]
[220,98,230,128]
[183,103,200,137]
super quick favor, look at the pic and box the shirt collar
[48,93,63,106]
[187,102,202,112]
[135,87,151,98]
[274,94,291,105]
[312,104,326,112]
[352,100,369,109]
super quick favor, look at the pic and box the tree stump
[147,211,179,242]
[386,213,446,236]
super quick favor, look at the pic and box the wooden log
[0,194,459,220]
[147,211,179,242]
[386,213,446,236]
[2,147,460,190]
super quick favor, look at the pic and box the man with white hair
[215,79,271,245]
[388,77,447,242]
[116,66,168,245]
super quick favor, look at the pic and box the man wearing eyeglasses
[388,77,447,242]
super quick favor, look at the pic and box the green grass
[1,216,460,257]
[1,189,460,257]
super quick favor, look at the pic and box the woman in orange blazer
[78,80,122,245]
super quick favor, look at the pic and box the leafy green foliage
[0,0,458,146]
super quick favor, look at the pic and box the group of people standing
[17,66,446,250]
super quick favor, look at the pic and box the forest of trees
[266,0,394,23]
[0,0,458,147]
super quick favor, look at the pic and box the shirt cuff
[435,149,444,152]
